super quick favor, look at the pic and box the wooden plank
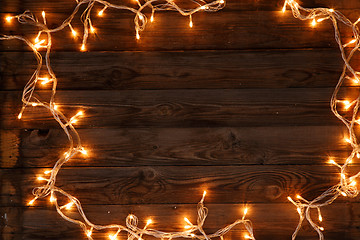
[0,126,353,168]
[0,165,352,206]
[1,203,360,240]
[0,49,350,90]
[1,0,360,13]
[0,10,356,52]
[0,88,348,129]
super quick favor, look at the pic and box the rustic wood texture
[0,11,357,51]
[0,49,351,90]
[1,0,360,239]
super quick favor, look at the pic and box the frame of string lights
[0,0,256,240]
[282,0,360,240]
[2,0,360,240]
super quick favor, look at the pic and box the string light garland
[282,0,360,239]
[0,0,256,240]
[2,0,360,239]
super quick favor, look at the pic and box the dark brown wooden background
[1,0,360,239]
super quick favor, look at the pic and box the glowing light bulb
[90,26,96,33]
[139,14,144,20]
[50,195,56,203]
[348,39,357,44]
[355,17,360,25]
[34,39,46,49]
[329,159,336,165]
[86,228,93,237]
[311,19,317,27]
[317,18,327,23]
[37,176,46,181]
[342,100,353,109]
[81,44,86,52]
[5,16,13,23]
[329,9,334,12]
[34,37,39,43]
[150,15,154,22]
[244,234,252,239]
[345,138,351,144]
[79,147,88,155]
[243,207,248,217]
[98,6,107,16]
[282,4,286,13]
[184,217,192,226]
[28,198,36,205]
[319,214,323,222]
[109,234,117,240]
[136,32,140,40]
[219,0,225,3]
[64,202,74,210]
[39,77,51,85]
[32,103,38,107]
[350,181,357,186]
[319,227,324,231]
[143,218,152,229]
[18,113,22,119]
[200,6,206,10]
[44,170,52,174]
[341,191,347,196]
[53,104,58,110]
[42,11,46,24]
[72,29,77,37]
[189,20,193,28]
[68,23,77,37]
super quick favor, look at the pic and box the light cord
[1,0,255,240]
[283,1,360,239]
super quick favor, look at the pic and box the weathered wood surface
[2,203,360,240]
[0,88,347,129]
[0,11,357,52]
[0,49,351,90]
[0,165,348,205]
[1,0,360,13]
[0,126,353,167]
[2,0,360,239]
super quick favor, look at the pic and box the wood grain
[1,88,345,129]
[1,0,360,239]
[0,11,356,52]
[0,165,352,206]
[2,203,360,240]
[1,0,360,13]
[0,126,353,168]
[0,49,350,90]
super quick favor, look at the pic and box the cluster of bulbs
[1,0,256,240]
[282,0,360,239]
[2,0,360,239]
